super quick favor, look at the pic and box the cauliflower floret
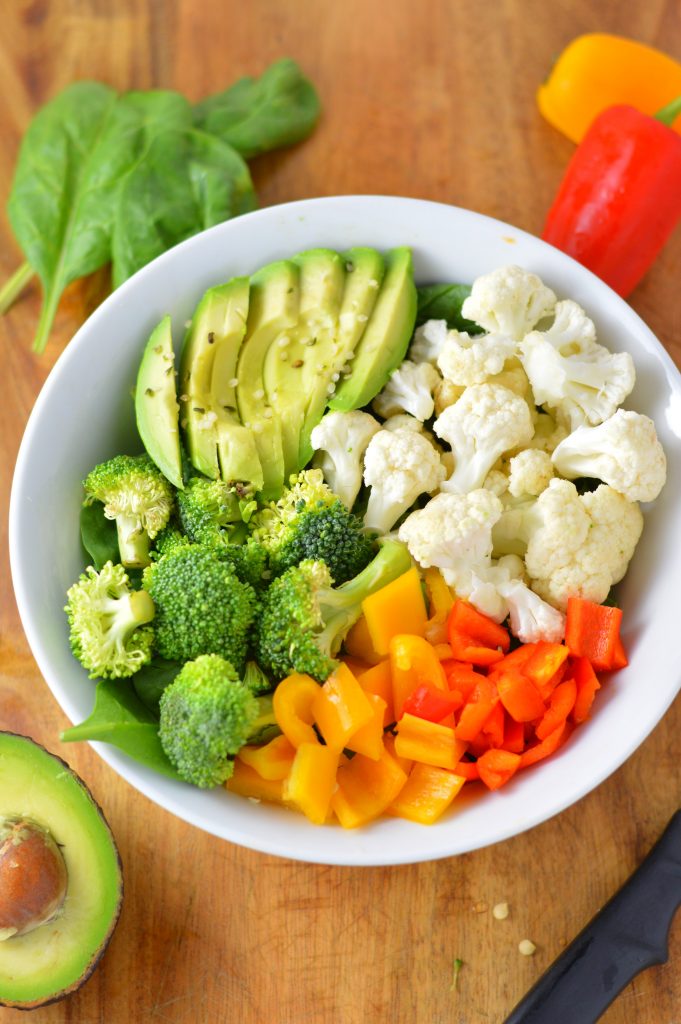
[492,478,643,611]
[496,579,566,643]
[363,429,446,534]
[525,410,569,455]
[508,449,554,497]
[488,358,532,399]
[372,360,441,422]
[551,409,666,503]
[437,330,516,387]
[464,554,526,622]
[433,383,534,494]
[434,378,465,416]
[382,413,426,434]
[410,319,449,365]
[310,410,381,509]
[483,469,510,497]
[519,300,636,428]
[461,265,557,340]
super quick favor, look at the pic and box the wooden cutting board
[1,2,680,1021]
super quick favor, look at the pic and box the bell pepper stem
[654,95,681,127]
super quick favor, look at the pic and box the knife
[504,810,681,1024]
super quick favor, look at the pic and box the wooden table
[1,2,680,1021]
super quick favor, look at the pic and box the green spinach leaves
[3,60,320,352]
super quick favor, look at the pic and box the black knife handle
[504,810,681,1024]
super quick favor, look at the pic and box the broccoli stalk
[254,539,412,681]
[83,454,174,568]
[159,655,278,788]
[65,561,155,679]
[253,468,377,583]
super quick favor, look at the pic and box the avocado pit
[0,817,68,940]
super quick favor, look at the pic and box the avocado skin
[328,246,417,412]
[0,733,123,1010]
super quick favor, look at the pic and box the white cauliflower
[310,410,380,509]
[410,319,448,365]
[433,383,534,494]
[488,358,532,399]
[462,265,557,340]
[483,469,510,497]
[437,330,516,387]
[496,579,566,643]
[372,360,441,422]
[363,429,446,534]
[492,478,643,611]
[508,449,554,497]
[434,378,465,416]
[382,413,427,434]
[519,300,636,428]
[525,410,569,454]
[551,409,667,503]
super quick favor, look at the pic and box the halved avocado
[135,316,183,489]
[328,246,417,412]
[0,733,122,1009]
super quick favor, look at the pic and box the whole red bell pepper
[542,97,681,296]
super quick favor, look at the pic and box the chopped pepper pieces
[565,598,623,671]
[362,567,428,655]
[388,763,465,824]
[448,600,510,666]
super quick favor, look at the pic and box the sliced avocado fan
[135,317,183,489]
[329,246,417,413]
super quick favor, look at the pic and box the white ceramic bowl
[10,196,681,865]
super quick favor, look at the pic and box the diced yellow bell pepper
[390,633,448,720]
[340,655,374,677]
[312,662,374,750]
[357,660,394,724]
[331,748,408,829]
[346,694,386,760]
[383,731,413,775]
[226,760,286,803]
[537,33,681,143]
[433,643,454,661]
[283,742,340,825]
[362,567,428,656]
[424,567,454,644]
[344,614,384,665]
[388,763,466,824]
[238,735,297,780]
[272,673,322,748]
[394,713,468,770]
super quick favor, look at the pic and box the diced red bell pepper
[571,656,601,724]
[477,749,522,790]
[402,684,462,723]
[447,600,510,666]
[565,598,623,671]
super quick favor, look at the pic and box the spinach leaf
[7,82,143,353]
[132,658,182,718]
[194,58,320,159]
[80,500,120,570]
[415,283,482,333]
[61,677,181,780]
[111,127,256,286]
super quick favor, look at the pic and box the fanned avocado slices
[329,246,417,412]
[236,259,299,499]
[135,316,183,489]
[179,278,263,490]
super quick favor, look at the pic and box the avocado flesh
[328,246,417,412]
[135,317,183,489]
[236,260,299,499]
[264,249,345,479]
[180,279,263,489]
[298,247,386,466]
[0,733,122,1009]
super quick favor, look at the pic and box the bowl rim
[10,194,681,865]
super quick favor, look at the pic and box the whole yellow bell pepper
[538,33,681,143]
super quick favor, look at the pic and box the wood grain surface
[1,2,681,1022]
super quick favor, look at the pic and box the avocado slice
[236,260,299,498]
[328,246,417,412]
[297,246,386,466]
[0,733,122,1009]
[135,317,183,489]
[263,249,345,478]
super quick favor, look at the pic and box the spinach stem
[32,287,61,354]
[0,262,34,314]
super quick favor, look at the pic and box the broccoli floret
[253,469,377,584]
[65,561,155,679]
[84,454,174,568]
[215,538,270,590]
[143,545,257,670]
[152,521,191,559]
[242,660,273,695]
[159,654,276,787]
[253,540,412,681]
[177,477,246,546]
